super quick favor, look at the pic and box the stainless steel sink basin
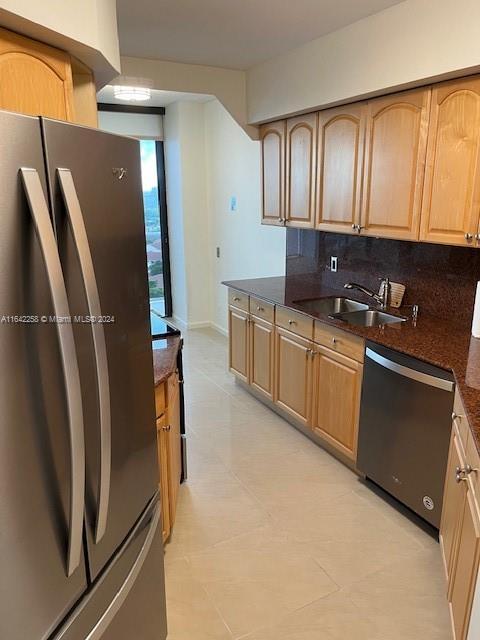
[333,309,407,327]
[293,297,368,316]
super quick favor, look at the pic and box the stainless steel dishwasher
[357,342,455,528]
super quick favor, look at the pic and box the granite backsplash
[286,229,480,325]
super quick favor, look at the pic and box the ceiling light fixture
[113,85,151,102]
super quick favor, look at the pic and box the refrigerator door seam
[56,167,111,544]
[20,167,85,577]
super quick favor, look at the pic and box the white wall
[121,56,256,138]
[164,102,211,329]
[163,99,285,333]
[0,0,120,85]
[246,0,480,123]
[98,111,163,139]
[203,100,285,333]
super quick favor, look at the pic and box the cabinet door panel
[441,432,467,579]
[286,113,317,228]
[167,386,182,528]
[317,103,366,233]
[228,306,249,382]
[260,120,285,225]
[156,414,171,542]
[0,26,73,120]
[361,88,430,240]
[250,317,274,400]
[312,346,362,460]
[274,328,312,426]
[420,77,480,246]
[450,489,480,640]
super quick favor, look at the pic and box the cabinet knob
[455,465,472,482]
[464,233,473,241]
[233,296,240,301]
[476,234,480,242]
[357,226,363,234]
[257,306,264,312]
[332,337,337,344]
[163,424,171,432]
[351,224,357,231]
[288,319,297,326]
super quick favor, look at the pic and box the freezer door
[41,119,159,579]
[52,497,167,640]
[0,110,88,639]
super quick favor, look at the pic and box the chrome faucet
[344,277,390,310]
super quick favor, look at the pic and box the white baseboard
[210,322,228,336]
[171,316,227,336]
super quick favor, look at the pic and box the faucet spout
[344,281,389,309]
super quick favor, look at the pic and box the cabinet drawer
[250,296,274,322]
[155,382,167,418]
[453,391,470,452]
[314,321,364,362]
[228,289,249,311]
[276,306,313,339]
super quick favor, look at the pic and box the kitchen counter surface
[152,336,181,386]
[224,275,480,454]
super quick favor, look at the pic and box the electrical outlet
[330,256,338,272]
[216,247,220,258]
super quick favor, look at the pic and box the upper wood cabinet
[361,88,430,240]
[316,103,366,234]
[260,120,286,226]
[285,113,317,228]
[420,76,480,247]
[0,27,74,121]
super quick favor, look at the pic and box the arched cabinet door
[420,76,480,247]
[316,103,366,234]
[0,26,74,121]
[285,113,317,228]
[361,88,430,240]
[260,120,286,226]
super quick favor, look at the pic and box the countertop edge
[153,335,181,387]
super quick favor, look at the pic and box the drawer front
[453,391,470,452]
[276,305,313,340]
[249,296,275,322]
[314,321,365,362]
[228,289,249,311]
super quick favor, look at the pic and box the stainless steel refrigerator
[0,110,167,640]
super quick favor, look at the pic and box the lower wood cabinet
[228,306,249,382]
[311,346,363,460]
[441,404,480,640]
[250,316,274,400]
[274,327,313,427]
[155,372,182,543]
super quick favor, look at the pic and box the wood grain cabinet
[273,327,313,427]
[361,88,430,240]
[0,26,74,121]
[311,346,363,460]
[249,315,274,401]
[440,400,480,640]
[316,103,366,234]
[420,76,480,247]
[154,372,182,543]
[285,113,317,228]
[260,120,286,225]
[228,306,249,382]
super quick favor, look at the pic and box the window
[140,139,172,323]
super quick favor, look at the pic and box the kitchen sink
[293,297,369,316]
[332,309,407,327]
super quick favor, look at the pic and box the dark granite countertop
[224,275,480,454]
[152,336,181,386]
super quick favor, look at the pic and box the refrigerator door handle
[20,168,85,577]
[57,168,111,544]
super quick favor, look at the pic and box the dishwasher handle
[365,347,454,392]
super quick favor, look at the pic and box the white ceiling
[116,0,405,70]
[96,85,213,107]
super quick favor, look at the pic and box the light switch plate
[330,256,338,272]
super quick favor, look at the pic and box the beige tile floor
[164,327,452,640]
